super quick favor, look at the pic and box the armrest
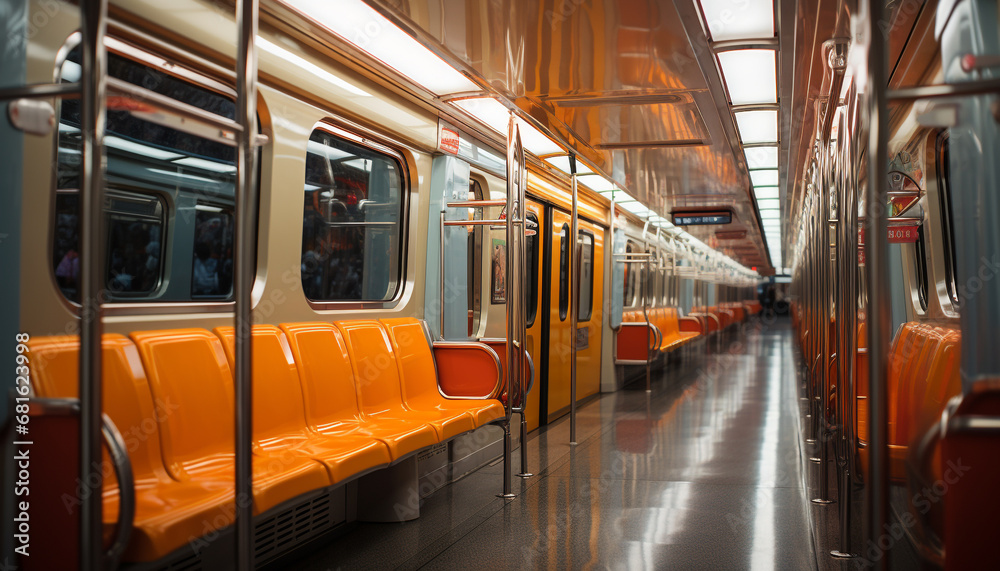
[615,323,656,364]
[432,342,503,400]
[25,398,134,568]
[679,316,703,335]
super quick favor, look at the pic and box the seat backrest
[281,322,365,429]
[336,320,407,416]
[28,334,169,483]
[215,325,311,442]
[379,318,440,405]
[131,329,234,478]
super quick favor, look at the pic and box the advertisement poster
[491,238,506,304]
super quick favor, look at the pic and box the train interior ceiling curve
[1,0,999,569]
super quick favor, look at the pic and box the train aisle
[293,319,815,570]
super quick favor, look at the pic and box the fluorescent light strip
[278,0,477,96]
[718,49,776,105]
[757,198,780,210]
[106,136,183,161]
[696,0,774,41]
[760,210,780,219]
[174,156,237,174]
[745,145,778,169]
[735,109,778,144]
[754,186,779,200]
[751,169,779,187]
[544,155,594,176]
[578,175,617,193]
[450,97,563,156]
[258,37,370,97]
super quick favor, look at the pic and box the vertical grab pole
[440,211,446,339]
[234,0,260,567]
[518,142,530,475]
[498,112,519,499]
[864,0,890,566]
[79,0,107,566]
[569,155,578,445]
[814,155,833,505]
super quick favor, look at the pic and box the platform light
[717,50,777,105]
[278,0,477,96]
[257,37,371,97]
[620,200,652,217]
[745,145,778,169]
[106,136,183,161]
[450,97,563,156]
[734,109,778,144]
[173,156,237,174]
[756,198,780,210]
[754,186,779,200]
[544,155,594,176]
[750,169,779,187]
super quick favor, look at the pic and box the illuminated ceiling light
[278,0,477,95]
[698,0,774,41]
[760,210,780,220]
[750,169,779,186]
[106,136,183,161]
[450,97,563,156]
[734,109,778,144]
[621,200,652,217]
[717,49,777,105]
[754,186,779,200]
[577,175,617,193]
[745,145,778,169]
[257,37,370,97]
[756,198,780,210]
[544,155,594,176]
[174,156,237,173]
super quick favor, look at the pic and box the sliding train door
[540,206,604,424]
[523,200,545,432]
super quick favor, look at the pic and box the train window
[300,129,404,302]
[578,231,594,321]
[914,225,930,311]
[645,248,656,305]
[467,179,483,334]
[192,204,235,298]
[559,223,570,321]
[53,46,239,302]
[936,132,960,308]
[526,212,540,326]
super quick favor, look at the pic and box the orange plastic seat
[130,329,330,514]
[214,325,391,484]
[28,335,234,562]
[281,322,438,460]
[380,318,504,427]
[337,320,474,441]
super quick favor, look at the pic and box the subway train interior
[1,0,998,569]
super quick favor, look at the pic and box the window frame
[935,131,961,311]
[558,222,570,321]
[525,211,541,327]
[577,229,595,322]
[49,33,251,315]
[300,121,410,309]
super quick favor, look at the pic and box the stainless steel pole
[569,156,578,445]
[865,0,891,565]
[79,0,107,567]
[235,0,260,567]
[815,152,833,505]
[498,112,519,499]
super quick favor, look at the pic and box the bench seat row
[28,318,503,564]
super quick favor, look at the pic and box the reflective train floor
[288,318,816,570]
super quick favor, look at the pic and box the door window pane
[578,231,594,321]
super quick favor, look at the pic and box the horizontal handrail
[446,200,507,208]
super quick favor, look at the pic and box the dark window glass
[936,132,960,308]
[623,242,633,307]
[914,226,929,310]
[578,231,594,321]
[467,180,483,329]
[526,212,540,326]
[559,223,569,321]
[192,205,234,297]
[301,130,404,302]
[54,47,238,302]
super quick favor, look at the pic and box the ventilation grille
[253,493,335,563]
